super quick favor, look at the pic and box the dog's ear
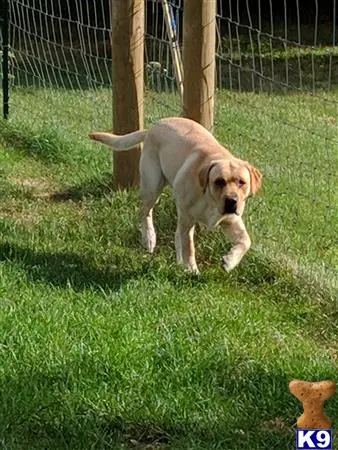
[247,164,263,195]
[198,162,216,193]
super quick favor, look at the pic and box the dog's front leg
[176,216,199,274]
[220,218,251,272]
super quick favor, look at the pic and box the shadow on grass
[0,241,288,295]
[1,330,337,449]
[227,253,306,296]
[49,172,114,202]
[0,242,146,292]
[199,236,336,304]
[0,237,335,304]
[9,357,335,450]
[13,40,338,94]
[0,368,300,450]
[0,240,216,295]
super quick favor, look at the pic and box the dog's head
[198,158,262,217]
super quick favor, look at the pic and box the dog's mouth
[222,206,239,216]
[220,208,240,216]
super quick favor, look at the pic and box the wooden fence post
[183,0,216,131]
[111,0,144,189]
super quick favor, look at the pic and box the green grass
[0,87,337,449]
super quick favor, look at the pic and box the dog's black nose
[223,195,238,214]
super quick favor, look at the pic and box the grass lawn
[0,87,337,449]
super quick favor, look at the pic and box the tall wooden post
[111,0,144,188]
[183,0,216,131]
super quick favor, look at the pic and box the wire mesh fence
[7,1,336,119]
[1,0,337,281]
[3,0,111,136]
[10,0,111,89]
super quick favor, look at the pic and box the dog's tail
[88,129,148,151]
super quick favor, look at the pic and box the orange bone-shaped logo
[289,379,336,429]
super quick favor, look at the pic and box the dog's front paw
[185,264,200,275]
[221,255,235,272]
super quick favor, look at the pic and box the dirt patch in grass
[10,176,60,199]
[264,417,292,433]
[129,441,168,449]
[0,204,40,225]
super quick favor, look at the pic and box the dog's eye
[215,178,226,188]
[237,179,246,187]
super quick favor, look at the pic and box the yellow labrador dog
[89,117,262,273]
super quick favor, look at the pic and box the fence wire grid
[1,0,338,282]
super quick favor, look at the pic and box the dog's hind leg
[140,154,166,253]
